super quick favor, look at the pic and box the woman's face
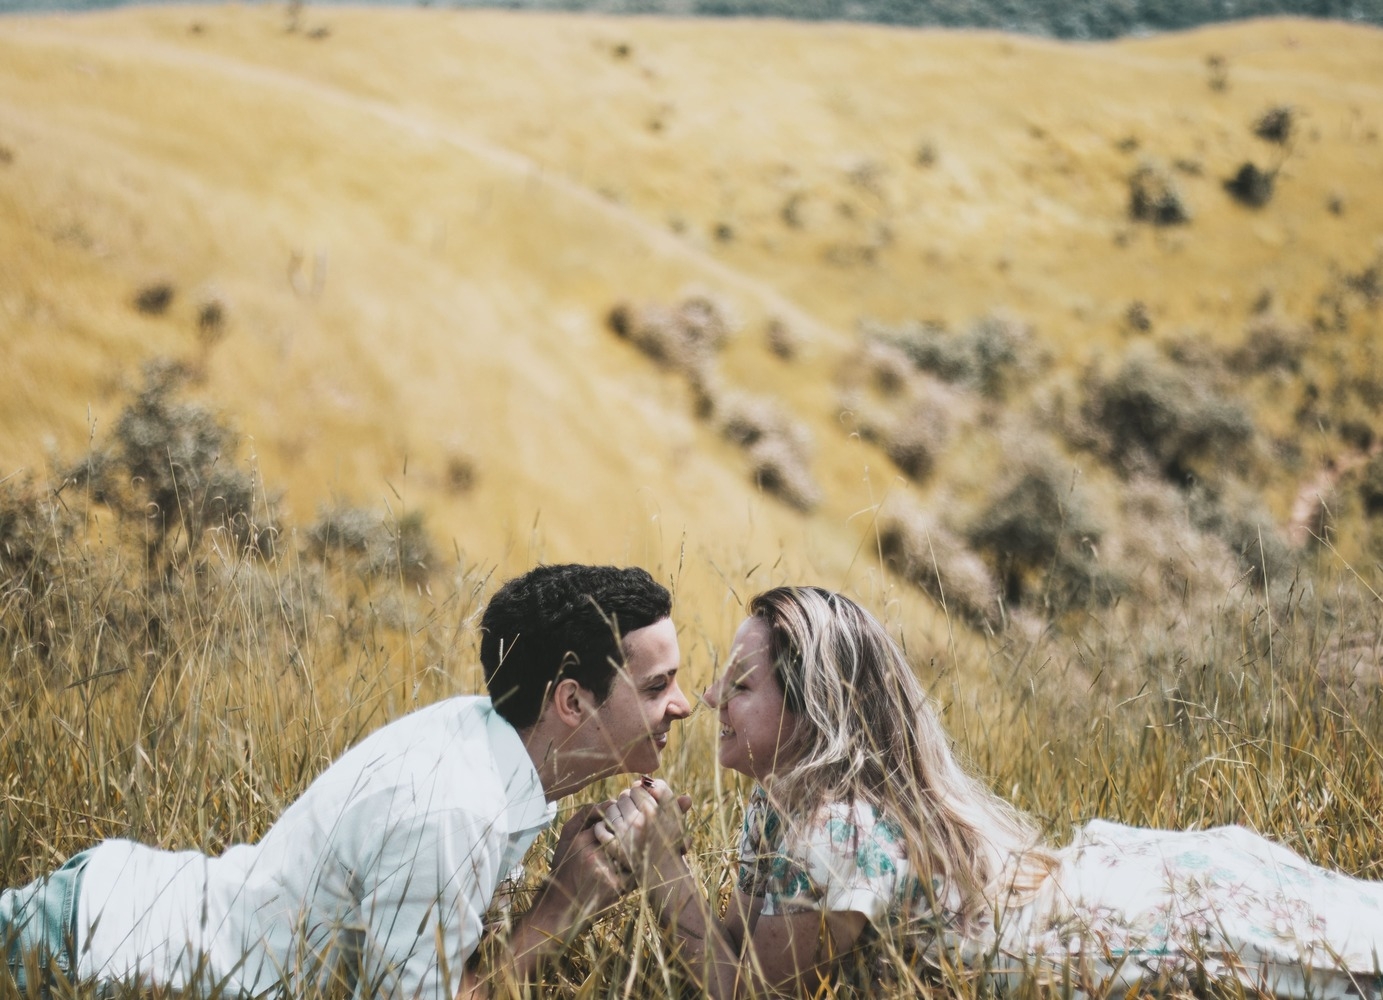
[704,616,799,781]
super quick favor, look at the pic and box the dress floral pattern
[737,788,1383,998]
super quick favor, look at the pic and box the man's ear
[550,677,595,729]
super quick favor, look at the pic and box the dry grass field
[2,6,1383,996]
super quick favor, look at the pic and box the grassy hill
[2,7,1380,649]
[2,10,1383,989]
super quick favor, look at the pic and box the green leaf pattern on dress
[736,791,1383,999]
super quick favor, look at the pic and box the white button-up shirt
[78,697,555,999]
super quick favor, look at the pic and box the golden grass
[2,468,1381,998]
[2,8,1383,994]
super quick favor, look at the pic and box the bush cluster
[864,314,1037,399]
[964,460,1114,611]
[1128,161,1191,225]
[307,505,436,586]
[607,294,823,511]
[606,294,734,381]
[0,359,443,686]
[1080,349,1255,483]
[877,500,1000,630]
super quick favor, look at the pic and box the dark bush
[765,318,799,361]
[197,299,227,343]
[748,438,821,513]
[1082,352,1255,483]
[965,462,1106,609]
[1224,163,1275,207]
[872,398,949,483]
[1360,455,1383,518]
[869,314,1035,399]
[1129,161,1190,225]
[1187,487,1294,592]
[605,295,734,377]
[115,360,271,556]
[715,392,820,512]
[307,505,437,585]
[1253,105,1295,146]
[878,503,999,630]
[1228,314,1308,375]
[133,282,175,316]
[445,455,478,495]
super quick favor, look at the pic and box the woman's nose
[702,677,722,709]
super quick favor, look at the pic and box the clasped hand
[591,777,693,884]
[543,802,631,918]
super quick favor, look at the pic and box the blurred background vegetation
[1,5,1382,994]
[445,0,1382,40]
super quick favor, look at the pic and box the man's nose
[667,680,693,719]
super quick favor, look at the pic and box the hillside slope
[1,7,1380,660]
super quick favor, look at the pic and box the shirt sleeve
[795,801,908,925]
[736,794,909,924]
[359,805,503,1000]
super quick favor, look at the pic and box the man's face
[583,617,691,776]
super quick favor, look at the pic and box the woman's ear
[550,677,593,729]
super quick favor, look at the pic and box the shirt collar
[481,698,557,833]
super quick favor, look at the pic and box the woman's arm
[597,781,869,999]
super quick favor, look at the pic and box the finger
[627,783,659,815]
[611,793,647,823]
[566,802,608,830]
[677,793,693,814]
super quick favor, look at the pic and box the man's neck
[521,722,612,802]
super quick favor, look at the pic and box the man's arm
[458,804,628,999]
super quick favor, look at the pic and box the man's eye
[646,680,668,693]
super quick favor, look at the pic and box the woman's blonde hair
[746,586,1057,930]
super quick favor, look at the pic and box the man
[1,564,692,998]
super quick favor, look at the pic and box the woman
[595,586,1383,999]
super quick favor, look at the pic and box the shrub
[133,282,175,316]
[607,294,735,379]
[1253,105,1295,146]
[865,397,950,483]
[764,318,799,361]
[1187,486,1295,593]
[877,500,1000,630]
[1224,163,1275,207]
[1228,313,1308,375]
[715,392,820,512]
[114,359,275,557]
[307,505,436,585]
[445,454,478,495]
[965,461,1107,610]
[747,438,821,512]
[867,313,1036,399]
[1128,161,1190,225]
[1081,350,1255,483]
[854,336,917,396]
[197,298,227,344]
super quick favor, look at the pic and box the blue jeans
[1,850,91,995]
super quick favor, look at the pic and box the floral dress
[736,787,1383,998]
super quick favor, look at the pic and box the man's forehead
[619,618,679,678]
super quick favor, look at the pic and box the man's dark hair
[480,564,672,730]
